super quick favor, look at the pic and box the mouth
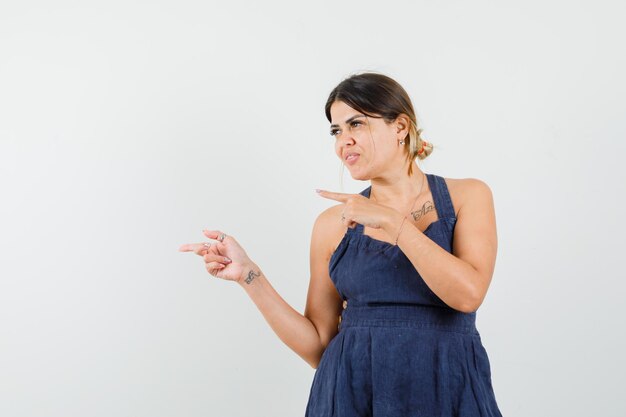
[345,153,360,165]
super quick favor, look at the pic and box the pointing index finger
[315,189,355,203]
[178,244,193,252]
[178,242,211,254]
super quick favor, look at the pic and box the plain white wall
[1,1,624,416]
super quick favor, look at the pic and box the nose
[336,131,356,146]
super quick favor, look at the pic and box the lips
[345,153,360,165]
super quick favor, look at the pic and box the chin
[347,169,370,181]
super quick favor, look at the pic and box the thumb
[202,229,228,241]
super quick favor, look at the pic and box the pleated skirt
[304,304,503,417]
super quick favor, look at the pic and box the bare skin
[178,100,497,369]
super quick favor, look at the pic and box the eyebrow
[330,114,366,129]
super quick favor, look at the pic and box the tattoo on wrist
[244,269,261,285]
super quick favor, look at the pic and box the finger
[215,241,227,253]
[316,190,355,203]
[206,261,226,276]
[341,216,357,229]
[179,243,209,254]
[203,229,229,243]
[204,253,232,264]
[194,243,214,255]
[178,242,215,256]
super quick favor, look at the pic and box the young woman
[179,72,503,416]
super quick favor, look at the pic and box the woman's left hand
[316,189,401,231]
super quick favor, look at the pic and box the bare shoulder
[312,204,347,258]
[442,177,493,218]
[307,204,348,353]
[443,176,497,311]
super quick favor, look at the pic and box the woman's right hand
[178,229,255,284]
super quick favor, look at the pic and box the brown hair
[325,72,433,176]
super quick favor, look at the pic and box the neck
[369,163,426,206]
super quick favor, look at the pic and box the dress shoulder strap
[426,173,456,219]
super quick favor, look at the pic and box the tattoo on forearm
[411,201,435,221]
[244,269,261,285]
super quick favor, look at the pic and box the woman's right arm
[237,206,343,369]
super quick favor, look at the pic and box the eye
[330,120,363,136]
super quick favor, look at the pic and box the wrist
[382,211,406,235]
[238,262,261,286]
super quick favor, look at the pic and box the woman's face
[329,100,400,180]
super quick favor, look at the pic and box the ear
[394,113,411,138]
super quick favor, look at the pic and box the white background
[1,1,624,416]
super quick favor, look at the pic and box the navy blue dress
[305,173,503,417]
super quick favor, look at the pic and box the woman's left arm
[384,179,498,313]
